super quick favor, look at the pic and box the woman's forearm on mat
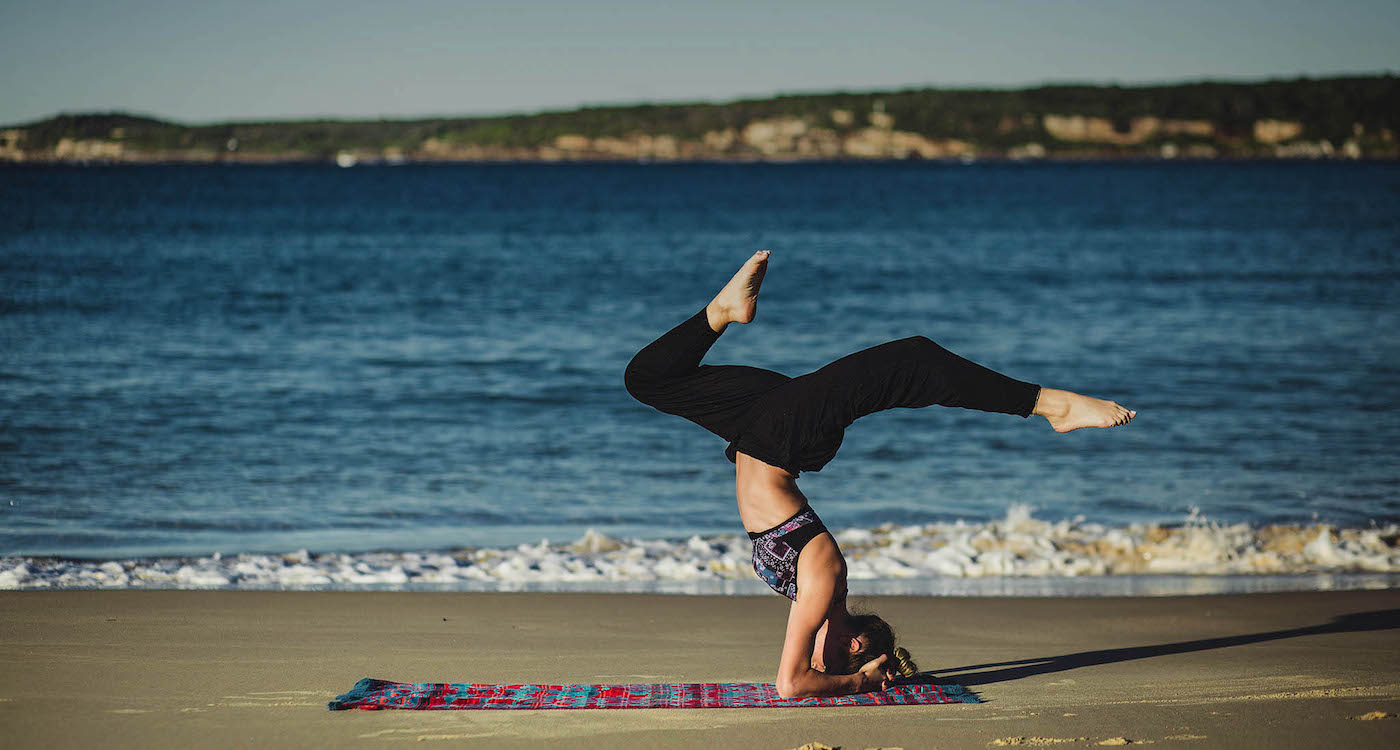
[777,668,865,698]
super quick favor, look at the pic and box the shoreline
[7,511,1396,593]
[3,589,1397,748]
[4,571,1399,598]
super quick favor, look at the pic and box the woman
[624,251,1135,698]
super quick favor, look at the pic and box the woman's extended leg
[809,335,1046,425]
[624,252,789,442]
[790,334,1134,437]
[743,331,1135,472]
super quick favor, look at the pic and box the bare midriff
[734,451,808,534]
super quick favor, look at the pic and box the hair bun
[892,647,919,678]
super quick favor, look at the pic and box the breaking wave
[3,506,1397,595]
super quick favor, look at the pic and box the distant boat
[335,151,358,168]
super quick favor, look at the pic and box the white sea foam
[3,506,1398,595]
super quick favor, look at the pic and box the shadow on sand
[922,608,1399,688]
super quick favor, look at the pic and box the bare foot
[706,251,770,332]
[1034,388,1136,433]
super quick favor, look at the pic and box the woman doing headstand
[625,251,1135,698]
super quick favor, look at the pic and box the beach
[3,589,1397,748]
[4,162,1398,748]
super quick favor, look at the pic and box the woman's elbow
[775,675,805,699]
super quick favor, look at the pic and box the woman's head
[829,612,919,678]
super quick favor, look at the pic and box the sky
[1,0,1396,125]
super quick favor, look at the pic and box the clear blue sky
[2,0,1396,125]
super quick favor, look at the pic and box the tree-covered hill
[3,75,1396,163]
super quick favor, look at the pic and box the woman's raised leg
[624,252,790,441]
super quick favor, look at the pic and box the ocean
[2,161,1398,593]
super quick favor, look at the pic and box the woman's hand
[854,654,892,693]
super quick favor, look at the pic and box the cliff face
[1041,115,1217,144]
[4,76,1396,163]
[522,113,974,162]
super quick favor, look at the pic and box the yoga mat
[328,677,978,710]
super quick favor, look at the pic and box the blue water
[2,161,1398,559]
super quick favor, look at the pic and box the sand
[1,589,1397,749]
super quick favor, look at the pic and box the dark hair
[835,612,919,678]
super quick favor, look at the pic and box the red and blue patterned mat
[328,677,978,710]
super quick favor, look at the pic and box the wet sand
[2,590,1397,749]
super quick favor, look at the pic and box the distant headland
[2,75,1396,164]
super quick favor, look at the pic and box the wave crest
[3,507,1397,593]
